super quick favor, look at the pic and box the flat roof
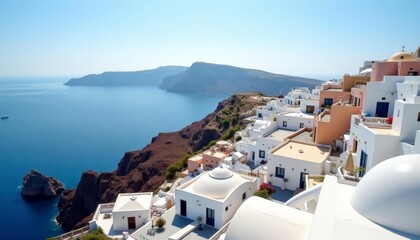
[321,113,331,122]
[188,154,203,162]
[272,142,330,163]
[283,112,314,119]
[203,150,226,159]
[265,128,295,141]
[289,130,313,143]
[308,176,414,240]
[366,126,398,136]
[113,192,152,212]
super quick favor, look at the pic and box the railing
[93,202,114,221]
[361,117,391,129]
[209,221,231,240]
[52,226,89,240]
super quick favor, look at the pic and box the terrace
[352,115,392,129]
[131,207,218,240]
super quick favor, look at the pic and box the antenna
[402,46,405,52]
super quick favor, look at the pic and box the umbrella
[345,152,355,172]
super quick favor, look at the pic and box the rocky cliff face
[56,94,269,230]
[21,169,64,201]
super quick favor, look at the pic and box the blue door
[375,102,389,117]
[206,208,215,227]
[360,151,367,177]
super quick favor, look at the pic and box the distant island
[160,62,321,96]
[64,66,188,87]
[65,62,322,96]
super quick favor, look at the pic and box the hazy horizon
[1,0,419,78]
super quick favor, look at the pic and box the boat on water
[1,116,9,119]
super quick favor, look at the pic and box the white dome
[193,167,245,199]
[351,154,420,236]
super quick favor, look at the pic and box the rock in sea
[21,169,64,201]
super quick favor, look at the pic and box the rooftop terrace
[272,141,331,163]
[131,207,217,240]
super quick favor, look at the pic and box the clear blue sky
[0,0,419,78]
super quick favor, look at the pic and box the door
[300,172,308,189]
[127,217,136,229]
[206,208,215,227]
[375,102,389,117]
[180,199,187,217]
[360,151,367,177]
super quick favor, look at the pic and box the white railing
[209,221,231,240]
[52,226,89,240]
[93,203,114,221]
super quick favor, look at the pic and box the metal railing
[52,226,89,240]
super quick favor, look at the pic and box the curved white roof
[351,154,420,236]
[225,196,313,240]
[192,167,247,199]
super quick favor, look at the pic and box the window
[418,112,420,121]
[275,167,285,178]
[242,192,246,201]
[259,150,265,158]
[283,121,287,127]
[252,151,255,160]
[225,206,229,212]
[258,113,262,118]
[324,98,333,106]
[299,123,304,128]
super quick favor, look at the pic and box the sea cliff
[57,93,269,229]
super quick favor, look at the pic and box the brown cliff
[21,169,64,201]
[56,93,269,230]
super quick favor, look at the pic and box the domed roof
[351,154,420,236]
[192,167,246,199]
[388,51,416,62]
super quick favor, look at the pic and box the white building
[236,110,315,166]
[349,78,420,173]
[267,140,331,190]
[284,87,312,107]
[175,167,258,229]
[256,99,286,120]
[112,192,153,231]
[224,154,420,240]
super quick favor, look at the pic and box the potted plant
[155,217,166,229]
[197,216,203,230]
[282,178,288,190]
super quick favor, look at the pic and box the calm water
[0,78,225,239]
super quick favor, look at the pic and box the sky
[0,0,419,79]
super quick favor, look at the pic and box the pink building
[370,51,420,82]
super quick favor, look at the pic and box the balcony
[354,115,392,129]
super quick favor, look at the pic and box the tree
[351,167,365,182]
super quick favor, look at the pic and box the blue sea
[0,78,225,239]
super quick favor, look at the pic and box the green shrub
[235,135,242,142]
[81,228,114,240]
[221,126,240,140]
[207,140,217,148]
[254,189,271,199]
[221,119,230,129]
[155,217,166,228]
[166,154,191,180]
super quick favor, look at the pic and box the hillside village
[55,48,420,240]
